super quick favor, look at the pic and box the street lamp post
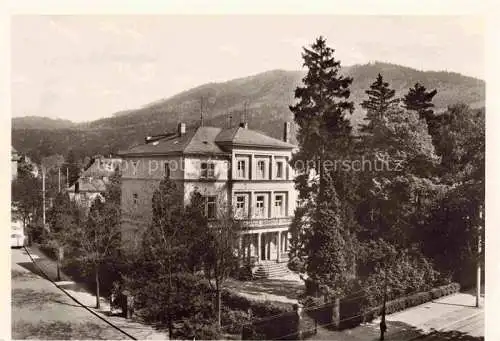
[380,268,388,341]
[476,204,483,308]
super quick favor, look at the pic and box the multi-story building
[117,122,297,267]
[67,156,122,210]
[12,146,20,181]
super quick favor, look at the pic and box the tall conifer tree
[289,36,357,299]
[403,82,437,123]
[289,36,354,200]
[360,73,400,134]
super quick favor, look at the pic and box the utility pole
[200,96,204,127]
[243,101,248,123]
[42,168,46,227]
[58,167,61,192]
[476,204,483,308]
[66,167,69,188]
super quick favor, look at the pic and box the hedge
[221,289,291,318]
[221,290,298,340]
[303,282,460,331]
[362,282,460,323]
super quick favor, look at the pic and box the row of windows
[131,159,286,180]
[131,192,286,220]
[131,192,218,219]
[235,193,286,218]
[236,158,285,180]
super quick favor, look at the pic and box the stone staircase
[253,261,293,279]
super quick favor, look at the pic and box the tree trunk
[95,265,100,309]
[216,280,222,328]
[167,260,173,339]
[331,297,340,330]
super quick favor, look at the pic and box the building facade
[67,156,121,210]
[118,122,297,265]
[12,147,20,181]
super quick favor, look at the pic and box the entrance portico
[240,229,290,263]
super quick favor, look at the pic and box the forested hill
[12,62,485,162]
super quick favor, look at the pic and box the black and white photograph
[8,11,488,341]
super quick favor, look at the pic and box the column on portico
[248,191,254,218]
[269,191,274,218]
[257,232,261,262]
[277,231,281,262]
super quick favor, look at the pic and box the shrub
[362,282,460,322]
[29,223,49,244]
[304,277,320,297]
[361,250,439,308]
[221,307,251,335]
[221,290,298,340]
[287,256,305,273]
[221,289,291,318]
[231,258,255,281]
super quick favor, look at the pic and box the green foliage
[221,290,291,317]
[289,36,359,299]
[12,164,41,227]
[433,103,484,182]
[362,282,460,322]
[403,82,438,125]
[288,203,310,273]
[290,36,354,201]
[360,73,400,134]
[306,174,357,298]
[360,247,439,308]
[128,272,220,339]
[420,182,484,288]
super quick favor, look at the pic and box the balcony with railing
[238,216,292,229]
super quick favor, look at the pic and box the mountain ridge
[12,61,485,162]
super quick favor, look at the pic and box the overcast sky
[11,15,484,122]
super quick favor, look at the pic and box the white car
[11,232,25,248]
[11,220,25,248]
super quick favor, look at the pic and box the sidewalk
[309,291,484,341]
[24,245,169,340]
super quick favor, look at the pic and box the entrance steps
[253,261,293,279]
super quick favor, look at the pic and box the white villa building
[118,122,298,274]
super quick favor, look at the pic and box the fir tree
[289,36,358,298]
[360,73,400,134]
[145,178,185,338]
[306,172,357,298]
[289,36,354,200]
[403,82,437,124]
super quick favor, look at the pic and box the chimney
[239,122,248,129]
[178,122,186,136]
[283,122,291,143]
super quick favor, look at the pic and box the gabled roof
[83,157,121,178]
[68,177,108,193]
[118,125,296,157]
[215,126,296,149]
[118,126,227,156]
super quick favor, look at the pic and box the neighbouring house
[11,146,20,181]
[21,155,40,178]
[67,156,121,210]
[117,122,298,273]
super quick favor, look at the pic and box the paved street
[310,289,484,341]
[12,247,128,339]
[11,247,168,340]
